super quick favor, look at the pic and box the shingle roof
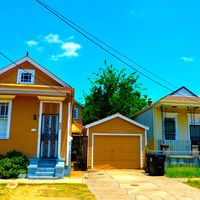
[161,95,200,103]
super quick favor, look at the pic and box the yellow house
[0,55,74,178]
[134,86,200,155]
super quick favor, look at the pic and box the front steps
[27,159,65,179]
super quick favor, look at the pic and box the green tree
[82,61,148,125]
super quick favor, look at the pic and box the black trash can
[145,152,166,176]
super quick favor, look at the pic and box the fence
[147,149,200,167]
[157,140,191,155]
[165,154,200,167]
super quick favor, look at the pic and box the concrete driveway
[84,170,200,200]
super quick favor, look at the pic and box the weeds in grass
[185,179,200,189]
[0,183,96,200]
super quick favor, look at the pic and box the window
[164,117,176,140]
[21,73,32,83]
[0,102,12,139]
[190,125,200,142]
[17,69,35,84]
[73,107,79,119]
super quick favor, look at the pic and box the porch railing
[157,140,191,155]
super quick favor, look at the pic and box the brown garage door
[93,135,140,169]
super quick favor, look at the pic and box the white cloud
[44,33,62,44]
[51,42,81,60]
[180,56,194,62]
[61,42,81,56]
[26,40,38,47]
[67,36,74,40]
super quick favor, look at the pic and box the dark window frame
[164,117,176,140]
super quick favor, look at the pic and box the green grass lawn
[0,183,96,200]
[165,166,200,178]
[185,179,200,189]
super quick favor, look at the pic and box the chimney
[148,99,152,106]
[26,52,29,56]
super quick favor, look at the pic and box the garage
[85,113,149,170]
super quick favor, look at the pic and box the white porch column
[58,102,63,159]
[37,101,43,158]
[66,102,71,166]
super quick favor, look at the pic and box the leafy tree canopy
[82,61,149,125]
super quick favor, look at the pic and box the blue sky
[1,0,200,103]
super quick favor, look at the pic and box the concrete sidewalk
[85,171,132,200]
[85,170,200,200]
[0,171,84,184]
[0,177,84,184]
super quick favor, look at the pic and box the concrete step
[38,162,56,168]
[35,171,54,176]
[37,167,55,172]
[28,176,59,180]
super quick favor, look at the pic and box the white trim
[57,102,63,159]
[0,56,71,88]
[37,102,62,158]
[86,128,90,168]
[17,69,35,84]
[37,101,43,158]
[187,115,190,142]
[85,113,149,130]
[140,134,143,168]
[0,100,12,139]
[66,102,71,166]
[187,115,192,150]
[91,133,143,169]
[7,100,12,139]
[145,130,147,146]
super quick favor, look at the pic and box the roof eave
[84,113,149,130]
[0,56,72,88]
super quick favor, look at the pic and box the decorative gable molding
[84,113,149,130]
[170,86,197,97]
[0,56,71,88]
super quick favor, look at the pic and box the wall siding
[0,96,39,157]
[134,108,154,150]
[0,96,70,162]
[154,108,190,150]
[0,61,62,86]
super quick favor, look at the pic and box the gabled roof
[168,86,197,97]
[133,86,200,118]
[0,55,71,88]
[160,86,199,102]
[161,95,200,103]
[84,113,149,130]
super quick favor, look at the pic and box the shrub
[0,150,29,179]
[0,154,5,160]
